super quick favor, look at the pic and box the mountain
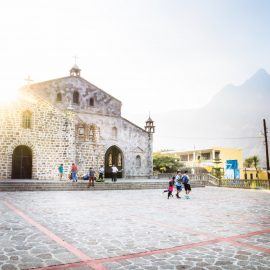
[207,68,270,112]
[152,69,270,166]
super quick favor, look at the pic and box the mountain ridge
[151,69,270,165]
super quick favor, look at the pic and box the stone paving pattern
[0,187,269,269]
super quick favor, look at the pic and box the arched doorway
[105,146,123,178]
[12,145,32,179]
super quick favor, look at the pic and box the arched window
[112,127,117,139]
[73,91,79,104]
[136,155,141,168]
[56,93,62,102]
[89,97,94,106]
[22,111,32,129]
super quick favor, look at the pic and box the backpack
[181,175,189,184]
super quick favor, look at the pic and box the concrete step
[0,181,205,192]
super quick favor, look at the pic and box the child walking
[167,176,175,199]
[175,170,182,199]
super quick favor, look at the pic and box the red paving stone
[1,188,270,269]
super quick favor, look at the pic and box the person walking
[175,171,182,199]
[70,163,78,182]
[98,165,104,181]
[181,171,191,199]
[58,164,64,181]
[88,167,95,187]
[111,165,118,182]
[167,176,175,199]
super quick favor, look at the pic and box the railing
[156,173,174,179]
[190,174,219,186]
[156,173,218,186]
[218,179,270,189]
[157,173,213,179]
[156,172,270,190]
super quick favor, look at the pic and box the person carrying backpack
[181,171,191,199]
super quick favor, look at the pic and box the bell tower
[145,116,155,133]
[145,115,155,178]
[70,64,81,77]
[70,55,81,77]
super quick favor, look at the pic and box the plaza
[0,186,270,270]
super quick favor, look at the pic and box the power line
[263,119,270,179]
[156,135,264,140]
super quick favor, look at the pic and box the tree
[251,155,260,171]
[244,155,260,179]
[245,155,260,168]
[244,157,253,168]
[153,152,184,173]
[212,158,224,180]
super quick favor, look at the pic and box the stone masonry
[0,94,75,180]
[0,66,153,180]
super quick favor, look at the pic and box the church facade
[0,66,154,180]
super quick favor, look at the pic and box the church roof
[71,64,80,70]
[76,113,147,133]
[147,116,153,122]
[23,75,122,104]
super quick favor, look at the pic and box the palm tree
[244,157,253,168]
[244,155,260,179]
[251,155,260,179]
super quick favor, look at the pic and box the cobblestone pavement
[0,187,269,270]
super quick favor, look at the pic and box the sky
[1,0,270,122]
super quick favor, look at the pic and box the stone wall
[0,73,153,180]
[24,76,122,117]
[0,94,75,180]
[73,113,153,178]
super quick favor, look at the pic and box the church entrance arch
[12,145,32,179]
[105,146,123,178]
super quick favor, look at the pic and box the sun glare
[0,87,20,105]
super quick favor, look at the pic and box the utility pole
[263,119,270,181]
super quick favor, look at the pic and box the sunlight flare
[0,87,19,105]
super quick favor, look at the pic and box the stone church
[0,65,155,180]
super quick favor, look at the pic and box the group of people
[58,163,120,186]
[58,163,80,182]
[84,164,119,185]
[164,170,191,200]
[83,165,105,187]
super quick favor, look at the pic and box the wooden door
[12,146,32,179]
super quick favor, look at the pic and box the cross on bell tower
[70,55,81,77]
[24,75,33,85]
